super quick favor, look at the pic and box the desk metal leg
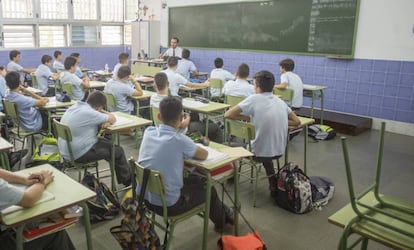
[16,225,24,250]
[0,151,10,170]
[204,115,209,137]
[111,134,117,193]
[202,172,211,250]
[320,90,324,125]
[310,92,315,119]
[81,203,93,250]
[233,161,240,236]
[304,124,308,175]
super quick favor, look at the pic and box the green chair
[104,92,117,112]
[53,119,103,182]
[208,78,224,102]
[150,106,161,126]
[224,95,245,108]
[337,122,414,249]
[30,73,39,89]
[130,160,205,250]
[61,82,74,99]
[225,119,280,207]
[273,88,294,107]
[2,100,45,169]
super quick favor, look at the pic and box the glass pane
[40,0,68,19]
[101,0,123,22]
[2,0,33,18]
[124,24,131,45]
[39,26,66,47]
[3,25,34,48]
[73,0,97,20]
[125,0,138,21]
[72,26,97,45]
[101,26,122,45]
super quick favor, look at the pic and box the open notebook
[111,114,133,127]
[1,184,55,215]
[187,144,229,166]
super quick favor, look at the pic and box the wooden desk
[328,192,414,249]
[183,98,230,136]
[0,164,96,250]
[185,142,248,250]
[93,70,113,77]
[131,58,166,67]
[131,90,155,117]
[191,71,209,81]
[42,98,76,135]
[105,112,152,190]
[135,76,154,90]
[179,85,209,98]
[0,137,13,170]
[303,84,328,125]
[87,80,106,90]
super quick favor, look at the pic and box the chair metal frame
[131,160,205,250]
[339,122,414,249]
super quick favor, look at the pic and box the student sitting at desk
[274,58,304,110]
[60,56,90,101]
[69,52,85,79]
[35,55,60,97]
[138,96,233,232]
[159,36,183,59]
[113,52,129,79]
[223,63,254,97]
[6,50,36,85]
[176,49,198,80]
[5,72,49,132]
[104,65,143,114]
[210,57,235,97]
[52,50,65,73]
[58,91,131,186]
[0,168,76,250]
[162,57,209,97]
[225,70,300,197]
[0,66,7,111]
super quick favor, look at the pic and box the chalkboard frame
[168,0,360,58]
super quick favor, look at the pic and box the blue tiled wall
[186,49,414,124]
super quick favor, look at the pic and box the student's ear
[166,81,170,87]
[157,112,162,121]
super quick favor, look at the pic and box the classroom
[0,0,413,249]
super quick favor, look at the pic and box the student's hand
[51,73,60,80]
[28,170,54,186]
[180,113,190,128]
[100,121,112,128]
[203,80,210,87]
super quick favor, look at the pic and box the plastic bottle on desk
[104,64,109,73]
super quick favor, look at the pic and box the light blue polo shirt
[35,64,53,95]
[238,92,291,157]
[60,71,85,100]
[5,91,42,132]
[6,61,25,83]
[0,178,24,211]
[223,79,254,97]
[0,76,7,110]
[210,68,235,97]
[59,101,108,160]
[137,125,197,206]
[53,60,64,72]
[112,63,122,79]
[75,66,83,78]
[161,68,187,96]
[104,78,135,114]
[176,59,197,80]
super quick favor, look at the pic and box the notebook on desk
[111,114,133,127]
[1,183,55,215]
[187,144,229,166]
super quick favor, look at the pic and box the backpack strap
[137,168,150,210]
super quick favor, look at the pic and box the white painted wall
[147,0,414,61]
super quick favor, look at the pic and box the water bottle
[104,64,109,73]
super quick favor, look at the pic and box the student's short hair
[214,58,224,68]
[254,70,275,93]
[70,52,80,58]
[87,91,107,109]
[181,49,190,59]
[0,66,5,71]
[118,52,129,63]
[171,37,179,43]
[64,56,78,70]
[54,50,62,59]
[154,72,168,91]
[237,63,249,78]
[41,55,53,64]
[167,56,178,67]
[5,71,20,90]
[117,65,131,79]
[160,96,182,124]
[279,58,295,71]
[9,50,20,60]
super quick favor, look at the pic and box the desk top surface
[296,116,315,127]
[0,137,13,150]
[132,58,166,65]
[0,164,96,227]
[88,80,106,88]
[180,85,208,92]
[303,84,328,91]
[131,90,155,100]
[93,70,113,76]
[105,111,152,131]
[183,98,230,113]
[43,98,76,109]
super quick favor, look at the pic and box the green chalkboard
[169,0,359,56]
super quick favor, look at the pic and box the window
[1,0,33,18]
[125,0,138,21]
[39,26,66,47]
[72,26,97,45]
[73,0,97,20]
[124,24,132,45]
[101,0,123,22]
[102,26,122,45]
[40,0,68,19]
[3,25,34,48]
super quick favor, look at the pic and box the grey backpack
[309,176,335,209]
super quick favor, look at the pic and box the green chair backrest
[208,78,223,98]
[225,95,245,107]
[53,119,75,162]
[61,82,74,96]
[104,92,117,111]
[31,73,38,88]
[225,119,255,143]
[3,100,19,120]
[131,64,162,77]
[273,88,294,107]
[151,106,161,125]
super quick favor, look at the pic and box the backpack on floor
[275,163,313,214]
[26,136,63,170]
[308,124,336,140]
[81,172,120,222]
[310,176,335,209]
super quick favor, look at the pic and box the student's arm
[185,80,210,89]
[130,76,143,96]
[274,82,287,89]
[179,112,190,129]
[20,86,49,106]
[288,111,301,127]
[98,108,116,127]
[193,146,208,160]
[21,68,36,74]
[81,77,90,88]
[224,105,250,121]
[18,170,54,208]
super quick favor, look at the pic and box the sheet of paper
[1,183,55,215]
[89,81,106,87]
[182,99,207,108]
[217,147,254,158]
[112,114,133,127]
[303,84,317,90]
[189,144,229,166]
